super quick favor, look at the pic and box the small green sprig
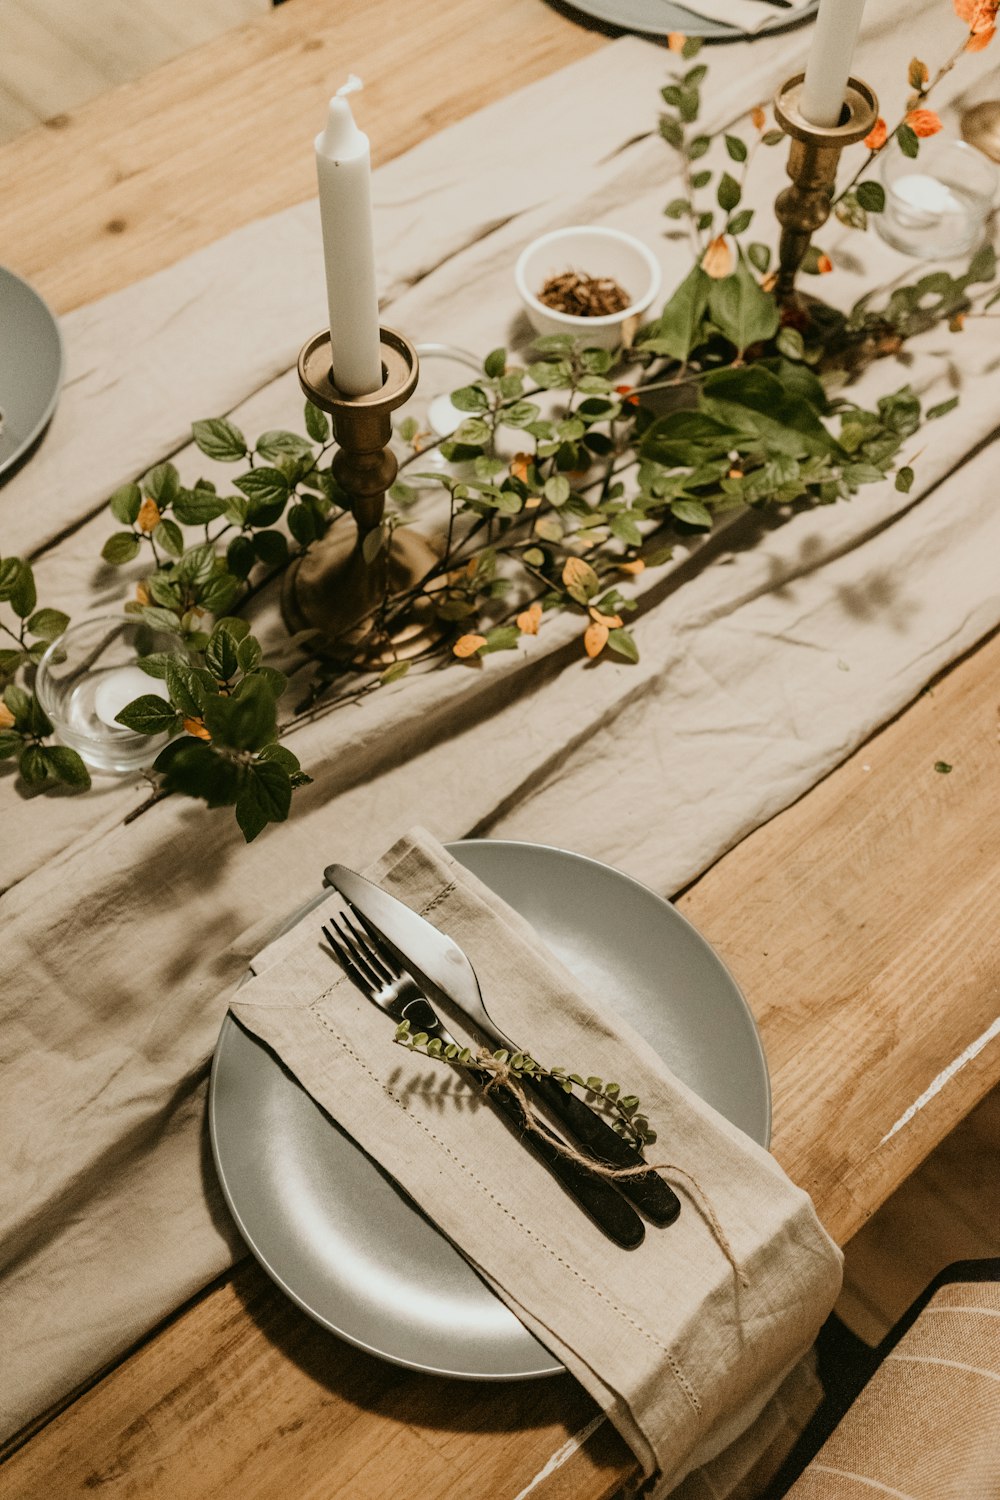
[394,1017,657,1147]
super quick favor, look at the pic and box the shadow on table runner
[2,0,998,1453]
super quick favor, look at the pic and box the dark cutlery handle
[468,1068,644,1250]
[529,1076,681,1227]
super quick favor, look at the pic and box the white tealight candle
[800,0,867,128]
[426,392,466,438]
[93,667,169,730]
[315,76,383,398]
[892,174,965,216]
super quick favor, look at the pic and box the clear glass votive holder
[876,138,997,260]
[36,615,183,774]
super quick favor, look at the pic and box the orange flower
[453,634,486,659]
[906,109,943,138]
[183,717,211,741]
[816,254,834,275]
[667,31,686,51]
[864,116,888,151]
[751,104,767,130]
[584,621,609,658]
[137,497,161,533]
[614,384,640,406]
[702,235,734,279]
[954,0,998,29]
[966,23,995,47]
[516,602,543,636]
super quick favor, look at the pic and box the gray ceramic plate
[0,267,63,480]
[209,839,770,1379]
[558,0,818,40]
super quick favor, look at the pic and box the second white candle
[800,0,867,128]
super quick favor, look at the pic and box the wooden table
[2,1,998,1495]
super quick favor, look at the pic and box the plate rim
[0,265,64,480]
[552,0,819,41]
[209,837,771,1380]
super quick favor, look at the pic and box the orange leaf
[702,235,734,280]
[614,384,639,406]
[516,602,543,636]
[966,23,995,47]
[183,717,211,741]
[137,497,161,534]
[134,582,151,606]
[618,558,646,575]
[955,0,997,28]
[667,31,686,51]
[0,702,15,730]
[816,254,834,275]
[453,634,486,659]
[510,452,531,484]
[584,621,609,659]
[908,56,929,90]
[864,116,888,151]
[561,557,599,597]
[906,109,942,138]
[589,607,623,629]
[750,104,767,131]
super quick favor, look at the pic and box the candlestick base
[281,327,448,666]
[773,73,879,301]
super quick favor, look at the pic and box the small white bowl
[515,225,662,351]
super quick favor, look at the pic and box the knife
[325,864,681,1228]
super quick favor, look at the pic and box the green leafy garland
[2,27,996,838]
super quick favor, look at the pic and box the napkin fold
[231,829,842,1496]
[667,0,814,35]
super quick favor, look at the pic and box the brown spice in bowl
[537,269,631,318]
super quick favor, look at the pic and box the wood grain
[0,0,606,316]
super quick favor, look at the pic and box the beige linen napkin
[231,828,842,1495]
[667,0,814,36]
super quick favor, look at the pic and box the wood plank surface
[0,0,606,316]
[2,1,999,1496]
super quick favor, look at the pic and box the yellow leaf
[702,235,734,280]
[516,602,543,635]
[561,557,599,597]
[0,703,15,730]
[510,452,531,484]
[584,621,609,659]
[589,606,623,628]
[618,558,646,575]
[183,717,211,741]
[137,497,161,533]
[453,633,487,659]
[908,56,929,89]
[134,582,151,606]
[750,104,767,130]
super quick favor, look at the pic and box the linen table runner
[3,0,1000,1453]
[232,828,843,1496]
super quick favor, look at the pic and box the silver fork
[320,910,645,1249]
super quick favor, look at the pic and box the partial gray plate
[555,0,818,40]
[209,839,770,1380]
[0,267,63,481]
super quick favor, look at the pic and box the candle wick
[337,74,363,98]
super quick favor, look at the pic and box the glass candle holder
[876,138,997,260]
[36,615,183,774]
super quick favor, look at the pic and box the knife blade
[325,863,680,1228]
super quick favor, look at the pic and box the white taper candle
[800,0,867,128]
[315,76,383,397]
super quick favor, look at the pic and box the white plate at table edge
[210,839,770,1381]
[0,266,63,481]
[554,0,819,41]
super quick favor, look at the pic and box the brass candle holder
[773,73,879,300]
[281,326,445,663]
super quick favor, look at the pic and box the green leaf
[102,532,141,566]
[114,694,181,735]
[304,401,330,443]
[762,129,784,146]
[717,172,741,212]
[641,263,710,364]
[687,134,711,160]
[205,624,240,681]
[362,524,388,564]
[897,123,919,159]
[143,463,181,507]
[9,562,36,619]
[256,430,314,464]
[671,498,713,529]
[136,605,183,634]
[682,34,702,57]
[726,209,754,236]
[658,115,683,149]
[934,761,952,774]
[895,465,915,493]
[235,759,292,842]
[724,134,748,162]
[287,503,318,546]
[701,364,838,459]
[856,180,886,213]
[706,256,779,353]
[203,673,276,751]
[153,519,184,558]
[109,482,142,525]
[233,467,290,519]
[29,693,52,737]
[252,529,289,567]
[776,326,805,361]
[607,627,639,663]
[154,739,241,807]
[0,729,23,759]
[226,536,256,580]
[236,635,263,673]
[0,648,27,679]
[172,487,229,525]
[967,242,997,284]
[379,660,410,686]
[0,557,22,601]
[691,169,712,190]
[450,384,489,413]
[19,743,49,788]
[42,745,91,789]
[4,683,31,730]
[663,197,691,220]
[480,625,521,654]
[26,608,69,642]
[199,572,243,616]
[164,660,206,717]
[192,417,248,462]
[483,347,507,378]
[926,396,959,420]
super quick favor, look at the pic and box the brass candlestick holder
[281,326,445,663]
[773,73,879,300]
